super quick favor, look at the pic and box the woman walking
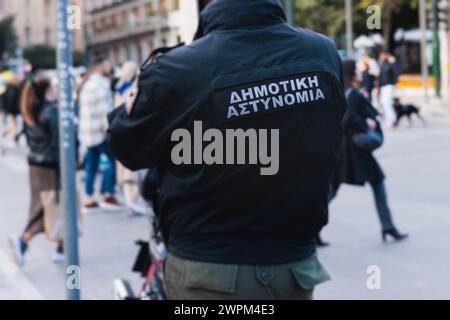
[2,75,21,147]
[318,60,408,246]
[8,78,63,266]
[114,61,148,215]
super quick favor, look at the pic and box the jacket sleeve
[107,64,172,171]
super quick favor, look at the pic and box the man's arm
[107,65,169,171]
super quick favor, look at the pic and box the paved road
[316,113,450,299]
[1,93,449,299]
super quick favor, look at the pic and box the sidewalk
[0,146,149,300]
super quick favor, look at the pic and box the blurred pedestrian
[114,61,148,215]
[108,0,345,300]
[8,78,63,266]
[378,49,398,127]
[320,60,408,245]
[79,58,121,213]
[358,58,376,102]
[2,75,21,147]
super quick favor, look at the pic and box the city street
[1,94,450,300]
[0,146,149,299]
[317,92,450,299]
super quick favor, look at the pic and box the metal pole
[56,0,81,300]
[345,0,353,59]
[419,0,429,102]
[432,0,442,97]
[154,0,163,48]
[438,0,449,104]
[439,24,448,102]
[284,0,294,26]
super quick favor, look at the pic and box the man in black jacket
[108,0,345,299]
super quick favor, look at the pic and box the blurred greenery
[294,0,421,49]
[24,45,85,69]
[0,16,18,59]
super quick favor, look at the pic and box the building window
[92,21,99,33]
[121,10,128,27]
[159,0,166,16]
[148,40,154,53]
[111,14,117,28]
[45,28,51,45]
[44,0,51,17]
[25,27,31,46]
[101,17,108,31]
[145,3,153,16]
[173,0,180,10]
[133,6,140,17]
[132,6,140,25]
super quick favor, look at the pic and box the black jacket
[2,84,21,116]
[331,88,384,188]
[25,102,59,168]
[378,60,397,87]
[108,0,346,264]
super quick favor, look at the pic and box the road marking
[0,249,44,300]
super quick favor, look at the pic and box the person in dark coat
[8,78,64,266]
[318,60,407,246]
[2,77,21,146]
[359,60,375,102]
[108,0,346,300]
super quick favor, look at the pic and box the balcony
[88,15,168,46]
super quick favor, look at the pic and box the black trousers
[329,180,395,231]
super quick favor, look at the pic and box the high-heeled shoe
[382,228,409,242]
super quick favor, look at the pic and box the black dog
[393,98,427,127]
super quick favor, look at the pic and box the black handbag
[352,129,383,152]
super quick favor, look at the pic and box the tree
[0,16,18,59]
[293,0,419,50]
[294,0,346,37]
[356,0,419,50]
[24,45,85,70]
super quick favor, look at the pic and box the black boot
[382,228,409,242]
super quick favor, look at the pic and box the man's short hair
[91,55,106,69]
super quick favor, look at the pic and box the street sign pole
[419,0,429,102]
[345,0,353,59]
[438,0,449,105]
[284,0,294,26]
[432,0,442,97]
[154,0,162,48]
[56,0,81,300]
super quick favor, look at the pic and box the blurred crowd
[0,56,152,265]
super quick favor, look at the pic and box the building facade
[84,0,200,65]
[0,0,85,52]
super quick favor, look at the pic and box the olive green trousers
[164,253,330,300]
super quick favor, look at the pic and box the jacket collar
[197,0,286,37]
